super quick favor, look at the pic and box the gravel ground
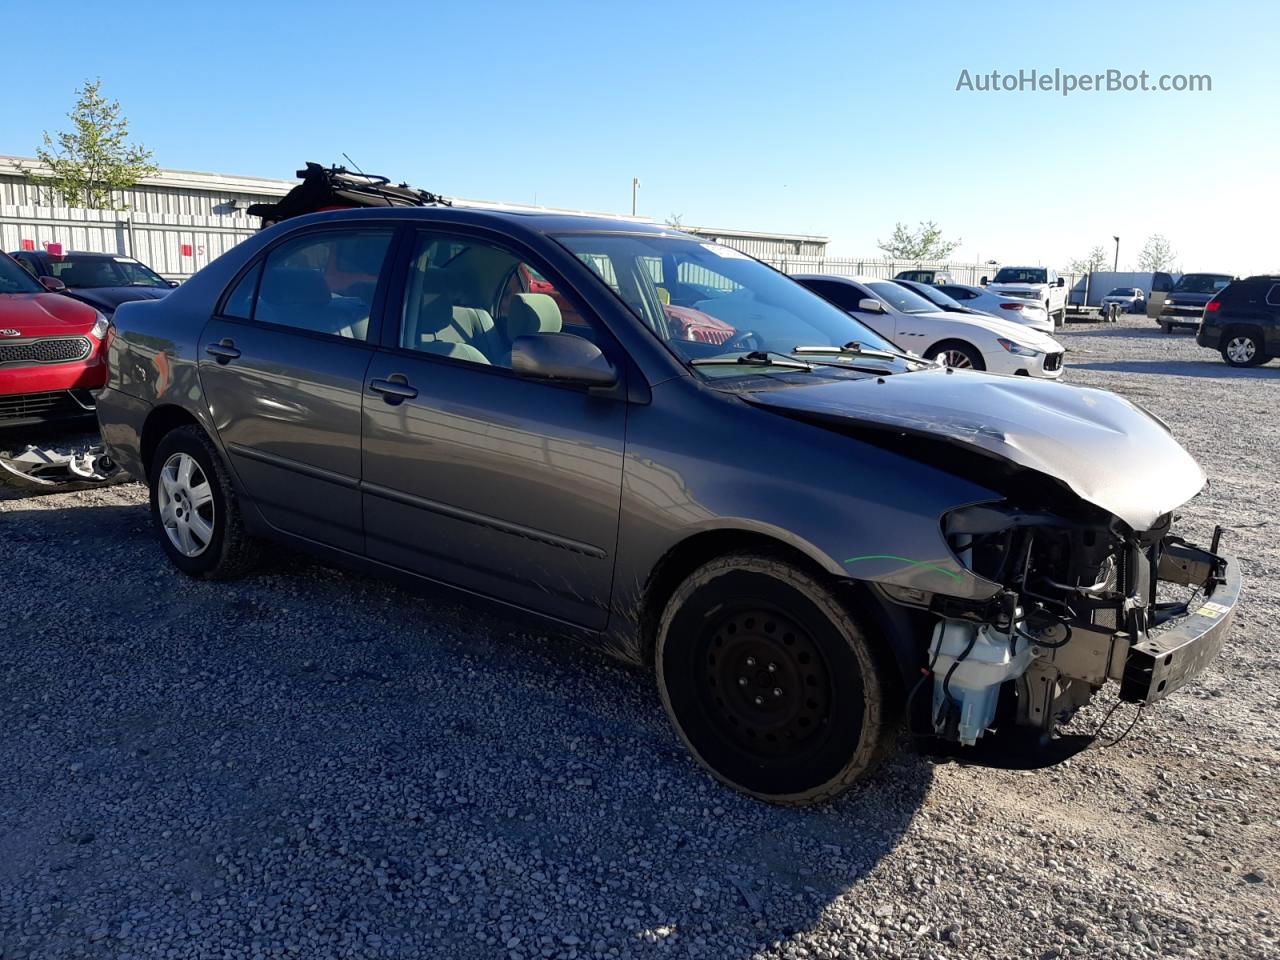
[1,316,1277,960]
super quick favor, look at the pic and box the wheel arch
[140,404,205,479]
[635,527,922,692]
[1219,322,1266,349]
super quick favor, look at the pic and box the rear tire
[1221,329,1267,367]
[149,425,259,579]
[655,554,898,805]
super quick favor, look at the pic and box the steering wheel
[720,329,762,352]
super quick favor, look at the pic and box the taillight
[1204,300,1221,312]
[999,302,1024,310]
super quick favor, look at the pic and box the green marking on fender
[843,554,963,581]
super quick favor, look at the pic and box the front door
[361,230,627,629]
[1146,272,1173,319]
[197,225,396,553]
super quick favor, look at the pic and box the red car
[0,252,109,427]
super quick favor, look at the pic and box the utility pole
[1113,235,1120,271]
[631,178,640,216]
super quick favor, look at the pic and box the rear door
[197,225,396,554]
[360,228,627,629]
[1146,272,1173,318]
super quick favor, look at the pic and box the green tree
[1136,234,1177,272]
[1069,245,1109,274]
[18,79,157,209]
[877,221,961,260]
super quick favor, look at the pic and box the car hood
[68,286,171,312]
[0,292,100,336]
[919,311,1062,350]
[742,368,1204,530]
[987,283,1046,295]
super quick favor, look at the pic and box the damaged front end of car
[744,370,1242,748]
[915,500,1239,745]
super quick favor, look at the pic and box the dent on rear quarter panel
[601,379,1001,663]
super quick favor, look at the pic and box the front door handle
[205,339,241,363]
[369,376,419,403]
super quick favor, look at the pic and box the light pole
[631,178,640,216]
[1113,236,1120,271]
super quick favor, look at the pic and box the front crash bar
[1120,533,1240,704]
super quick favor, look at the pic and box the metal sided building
[0,155,829,277]
[0,155,290,279]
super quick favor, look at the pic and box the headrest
[260,269,331,307]
[507,293,562,339]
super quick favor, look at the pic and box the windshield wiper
[792,341,936,366]
[691,350,815,371]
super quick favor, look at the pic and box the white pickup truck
[983,265,1068,328]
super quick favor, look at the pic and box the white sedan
[793,274,1066,378]
[934,283,1055,333]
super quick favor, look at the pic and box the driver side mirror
[511,332,617,387]
[167,279,180,288]
[1056,277,1065,288]
[857,297,886,313]
[979,276,988,286]
[38,275,67,293]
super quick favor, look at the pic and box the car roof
[269,205,687,239]
[9,250,136,259]
[792,273,880,285]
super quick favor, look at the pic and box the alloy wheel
[936,349,974,369]
[157,452,216,557]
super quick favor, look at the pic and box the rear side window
[221,262,261,319]
[226,229,395,341]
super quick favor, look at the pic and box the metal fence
[0,205,259,279]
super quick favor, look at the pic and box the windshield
[993,268,1047,284]
[48,256,169,288]
[897,271,932,282]
[553,234,904,378]
[867,280,938,314]
[1172,273,1232,294]
[0,254,43,294]
[1106,287,1136,296]
[896,281,964,311]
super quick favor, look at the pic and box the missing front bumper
[1119,547,1241,703]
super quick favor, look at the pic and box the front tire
[149,425,259,579]
[927,340,985,370]
[1221,329,1267,367]
[655,554,897,805]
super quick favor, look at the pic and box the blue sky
[4,0,1276,272]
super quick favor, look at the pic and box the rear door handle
[369,377,419,403]
[205,340,241,363]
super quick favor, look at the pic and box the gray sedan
[97,207,1240,805]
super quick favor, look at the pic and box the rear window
[993,268,1047,284]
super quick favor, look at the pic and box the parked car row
[796,275,1064,377]
[0,249,173,428]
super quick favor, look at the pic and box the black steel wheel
[655,554,897,805]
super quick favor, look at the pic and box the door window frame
[373,223,629,392]
[212,222,406,347]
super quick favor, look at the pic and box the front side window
[554,234,903,379]
[0,254,43,294]
[246,229,394,341]
[398,232,597,368]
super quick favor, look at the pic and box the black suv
[1196,275,1280,367]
